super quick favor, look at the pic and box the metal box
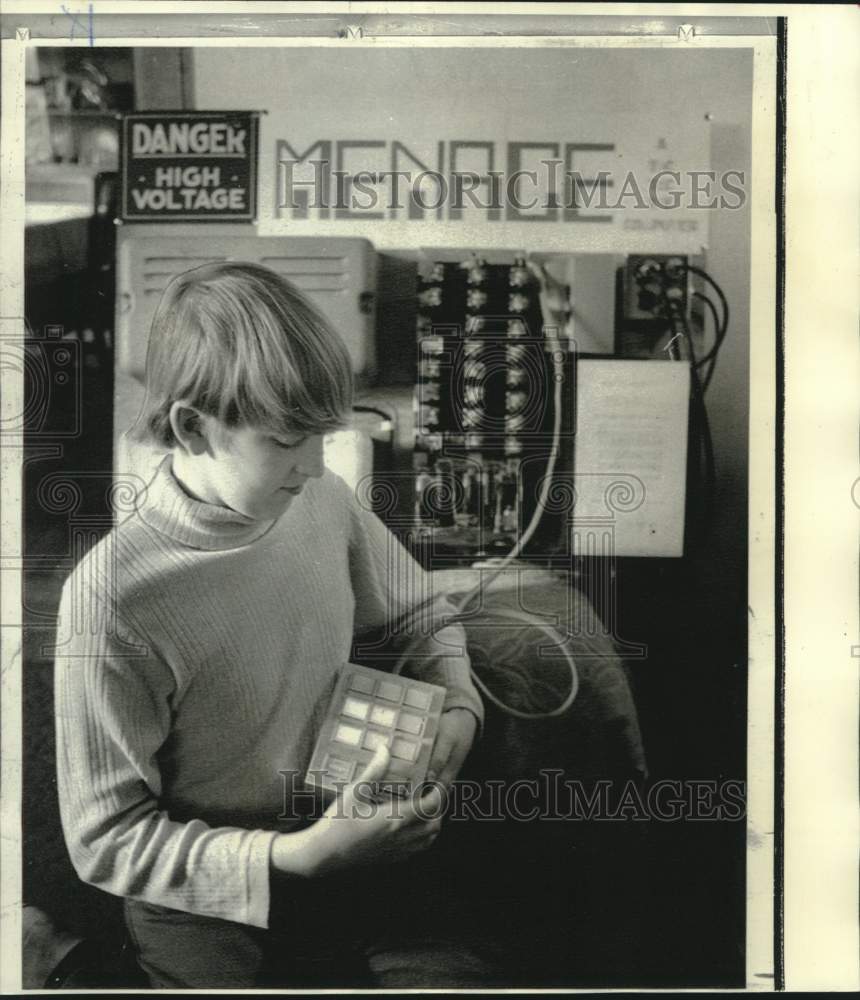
[114,226,376,380]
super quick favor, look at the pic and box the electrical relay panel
[412,256,573,559]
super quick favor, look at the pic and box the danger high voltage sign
[120,112,259,222]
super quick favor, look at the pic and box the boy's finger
[394,782,443,825]
[356,744,390,785]
[415,783,445,818]
[436,743,468,788]
[427,733,454,782]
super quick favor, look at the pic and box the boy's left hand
[428,708,477,789]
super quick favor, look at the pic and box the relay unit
[412,257,572,559]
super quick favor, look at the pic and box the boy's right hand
[271,745,444,879]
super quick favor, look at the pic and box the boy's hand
[427,708,477,790]
[272,745,443,879]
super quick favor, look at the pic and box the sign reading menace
[193,48,723,252]
[120,111,258,222]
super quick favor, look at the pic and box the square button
[391,737,418,762]
[404,687,431,710]
[363,730,390,752]
[370,705,397,728]
[348,672,376,695]
[325,756,355,782]
[377,680,403,702]
[333,722,363,747]
[342,697,370,721]
[396,712,423,736]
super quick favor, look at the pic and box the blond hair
[132,261,354,447]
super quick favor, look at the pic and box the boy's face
[198,421,326,520]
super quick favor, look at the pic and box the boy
[54,262,490,988]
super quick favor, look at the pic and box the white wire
[393,317,579,720]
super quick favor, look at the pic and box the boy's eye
[271,435,306,450]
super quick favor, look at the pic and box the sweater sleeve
[54,575,278,929]
[344,483,484,729]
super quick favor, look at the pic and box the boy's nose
[295,435,325,478]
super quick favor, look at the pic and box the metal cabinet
[115,226,376,380]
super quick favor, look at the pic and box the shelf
[43,109,122,118]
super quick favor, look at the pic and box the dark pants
[124,860,509,989]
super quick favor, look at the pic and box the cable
[682,265,730,393]
[683,263,729,327]
[691,291,725,365]
[688,345,716,497]
[390,269,579,721]
[671,310,716,529]
[689,291,726,394]
[459,608,579,720]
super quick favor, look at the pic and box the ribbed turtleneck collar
[135,456,278,551]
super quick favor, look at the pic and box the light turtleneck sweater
[54,457,483,929]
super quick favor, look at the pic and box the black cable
[675,312,716,518]
[689,350,716,498]
[684,266,730,393]
[690,292,724,393]
[692,289,721,338]
[691,291,725,366]
[701,359,718,395]
[683,263,730,329]
[659,278,723,544]
[664,307,715,537]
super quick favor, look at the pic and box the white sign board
[572,359,691,557]
[194,47,721,252]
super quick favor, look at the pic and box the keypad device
[305,663,446,797]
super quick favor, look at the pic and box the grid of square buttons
[306,663,446,797]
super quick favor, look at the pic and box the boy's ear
[168,403,209,454]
